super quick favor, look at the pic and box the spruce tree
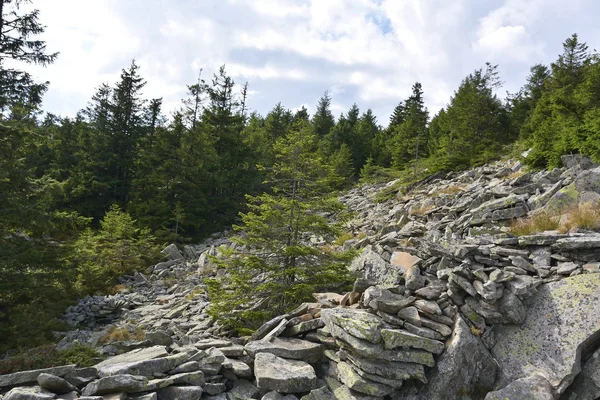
[312,91,335,137]
[207,120,355,334]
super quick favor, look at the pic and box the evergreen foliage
[206,121,355,334]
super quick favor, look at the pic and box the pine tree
[391,82,428,169]
[312,91,335,137]
[207,120,355,333]
[0,0,57,113]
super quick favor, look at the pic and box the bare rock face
[484,374,555,400]
[492,273,600,394]
[416,316,497,400]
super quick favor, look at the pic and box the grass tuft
[510,211,561,236]
[99,325,145,344]
[559,203,600,233]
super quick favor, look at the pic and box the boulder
[161,243,183,261]
[37,373,79,394]
[321,308,385,344]
[82,374,149,396]
[380,329,444,354]
[300,387,335,400]
[245,338,323,363]
[254,352,316,393]
[0,365,77,388]
[4,386,57,400]
[157,386,203,400]
[484,374,554,400]
[417,316,497,400]
[561,346,600,400]
[492,273,600,394]
[329,361,394,396]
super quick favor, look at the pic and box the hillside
[2,155,600,399]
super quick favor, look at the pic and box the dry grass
[510,212,561,236]
[511,204,600,235]
[558,204,600,233]
[410,204,434,216]
[99,325,145,344]
[505,171,526,180]
[398,238,414,247]
[106,284,128,295]
[470,326,483,336]
[433,185,464,196]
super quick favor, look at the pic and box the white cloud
[11,0,600,123]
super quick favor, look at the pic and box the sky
[16,0,600,126]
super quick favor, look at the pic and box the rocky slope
[3,154,600,399]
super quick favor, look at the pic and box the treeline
[1,0,600,351]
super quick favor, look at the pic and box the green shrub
[71,205,161,295]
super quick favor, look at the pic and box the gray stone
[37,373,78,394]
[300,387,335,400]
[4,386,57,400]
[251,315,290,341]
[283,318,324,337]
[375,293,415,314]
[261,392,299,400]
[381,329,444,354]
[552,236,600,251]
[0,365,76,388]
[498,290,526,324]
[229,379,260,399]
[405,266,425,290]
[557,262,579,275]
[329,361,394,396]
[157,385,203,400]
[417,316,496,400]
[397,306,421,326]
[82,374,149,396]
[254,352,316,393]
[94,346,168,369]
[97,351,194,377]
[413,299,442,316]
[343,352,426,383]
[320,308,384,344]
[224,358,252,378]
[325,376,381,399]
[484,374,554,400]
[245,338,323,363]
[161,243,183,260]
[564,346,600,400]
[492,273,600,393]
[504,275,542,297]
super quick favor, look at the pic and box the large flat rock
[245,338,323,363]
[254,352,316,393]
[0,365,76,388]
[491,273,600,393]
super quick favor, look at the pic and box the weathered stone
[504,275,542,297]
[343,352,426,383]
[350,248,399,285]
[224,358,252,378]
[509,255,536,273]
[94,347,168,369]
[194,338,232,350]
[557,261,579,275]
[381,329,444,354]
[449,272,477,297]
[4,386,57,400]
[397,306,421,326]
[195,347,225,375]
[325,376,382,400]
[82,374,149,396]
[0,365,76,388]
[484,374,554,400]
[98,351,194,377]
[413,299,442,316]
[404,266,425,290]
[329,361,394,397]
[417,316,497,400]
[229,379,260,399]
[37,373,78,394]
[245,338,323,363]
[262,318,289,341]
[375,293,415,314]
[300,386,335,400]
[254,352,316,393]
[404,322,445,340]
[321,308,384,344]
[251,315,290,341]
[283,318,324,337]
[414,286,442,300]
[157,385,203,400]
[564,346,600,400]
[492,273,600,393]
[498,290,526,324]
[553,236,600,251]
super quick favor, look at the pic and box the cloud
[11,0,600,124]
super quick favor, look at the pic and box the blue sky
[19,0,600,126]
